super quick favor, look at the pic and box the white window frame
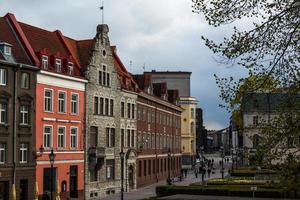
[20,105,29,125]
[4,46,11,55]
[19,143,28,163]
[70,127,78,149]
[0,102,7,124]
[21,72,30,89]
[57,126,66,149]
[0,68,7,86]
[42,56,48,70]
[43,125,53,148]
[71,93,79,115]
[44,88,53,112]
[55,59,62,73]
[0,143,6,164]
[58,91,67,113]
[68,62,74,75]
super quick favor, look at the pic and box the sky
[1,0,248,130]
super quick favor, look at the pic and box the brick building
[133,73,182,188]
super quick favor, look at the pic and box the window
[105,98,109,116]
[110,99,114,116]
[131,104,135,119]
[20,105,29,125]
[90,170,98,182]
[121,102,125,118]
[71,93,78,114]
[68,62,74,75]
[107,73,110,86]
[4,46,11,55]
[191,108,195,119]
[19,143,28,163]
[90,126,98,147]
[138,161,142,176]
[43,126,52,148]
[190,122,195,135]
[57,127,66,148]
[253,116,259,126]
[106,128,115,147]
[42,56,48,70]
[55,59,61,72]
[121,129,125,148]
[127,103,131,118]
[58,91,66,113]
[148,160,151,175]
[143,160,147,176]
[106,159,115,180]
[127,129,131,147]
[94,96,99,115]
[44,89,53,112]
[131,130,135,147]
[0,143,6,163]
[70,127,78,148]
[100,97,104,115]
[21,73,30,89]
[103,66,106,86]
[0,68,7,86]
[0,102,7,124]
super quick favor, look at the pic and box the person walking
[208,168,211,178]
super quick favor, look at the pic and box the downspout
[12,64,20,191]
[155,105,158,182]
[83,81,87,200]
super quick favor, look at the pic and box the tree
[193,0,300,193]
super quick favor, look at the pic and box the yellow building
[179,97,198,169]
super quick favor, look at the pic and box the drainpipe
[155,105,158,182]
[12,64,19,197]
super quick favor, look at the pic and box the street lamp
[167,148,172,185]
[220,146,224,179]
[119,149,125,200]
[48,148,56,200]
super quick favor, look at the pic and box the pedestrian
[195,168,198,178]
[219,160,222,167]
[184,168,187,178]
[208,168,211,178]
[203,167,207,178]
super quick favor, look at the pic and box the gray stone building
[84,24,138,199]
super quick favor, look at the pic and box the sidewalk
[101,164,229,200]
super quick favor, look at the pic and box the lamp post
[220,146,224,179]
[119,149,125,200]
[48,149,56,200]
[167,148,172,185]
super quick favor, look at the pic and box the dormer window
[68,62,74,75]
[55,59,61,72]
[42,56,48,70]
[4,46,11,56]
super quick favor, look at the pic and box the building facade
[0,14,39,200]
[84,24,138,199]
[179,97,197,169]
[195,108,207,151]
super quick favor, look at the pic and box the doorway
[0,181,9,200]
[43,168,57,199]
[128,165,134,190]
[69,166,78,198]
[19,179,28,200]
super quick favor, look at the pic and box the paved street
[158,194,296,200]
[102,154,230,200]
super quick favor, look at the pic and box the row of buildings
[0,13,202,200]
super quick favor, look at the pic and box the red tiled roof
[77,39,93,67]
[0,17,32,65]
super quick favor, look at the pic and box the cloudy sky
[1,0,248,130]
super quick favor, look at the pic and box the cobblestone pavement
[158,194,295,200]
[101,154,230,200]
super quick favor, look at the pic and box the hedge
[155,185,289,198]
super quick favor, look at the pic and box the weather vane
[99,1,104,24]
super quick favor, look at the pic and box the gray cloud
[1,0,248,130]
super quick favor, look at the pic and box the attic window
[42,56,48,70]
[4,46,11,56]
[68,62,74,75]
[102,49,106,57]
[55,59,61,72]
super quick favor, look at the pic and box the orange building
[2,13,88,199]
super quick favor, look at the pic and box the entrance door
[128,165,134,190]
[69,166,78,198]
[20,179,28,200]
[43,168,57,200]
[0,181,9,200]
